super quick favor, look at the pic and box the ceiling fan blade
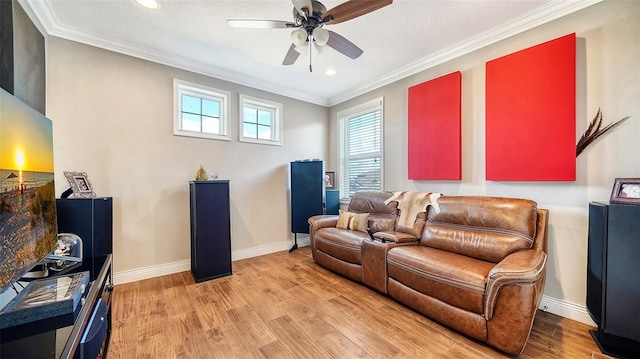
[292,0,313,18]
[326,30,363,59]
[227,19,294,29]
[323,0,392,24]
[282,44,301,65]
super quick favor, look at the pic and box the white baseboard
[539,295,595,326]
[113,236,309,285]
[113,259,191,285]
[114,241,594,327]
[231,235,310,261]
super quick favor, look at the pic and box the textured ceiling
[21,0,600,106]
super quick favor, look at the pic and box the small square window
[239,94,283,146]
[174,80,230,141]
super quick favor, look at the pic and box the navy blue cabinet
[56,197,113,280]
[325,189,340,215]
[290,161,324,234]
[189,181,232,282]
[290,161,325,251]
[587,202,640,358]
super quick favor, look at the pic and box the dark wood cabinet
[587,202,640,358]
[189,181,232,282]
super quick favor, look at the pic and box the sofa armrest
[374,230,419,243]
[484,249,547,320]
[308,215,338,230]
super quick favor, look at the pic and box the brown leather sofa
[308,191,548,355]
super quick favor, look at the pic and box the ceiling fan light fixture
[294,43,309,54]
[312,27,329,46]
[134,0,159,9]
[291,28,308,47]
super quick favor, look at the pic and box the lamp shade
[291,28,308,47]
[312,27,329,46]
[294,42,309,54]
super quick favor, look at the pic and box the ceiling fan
[227,0,393,72]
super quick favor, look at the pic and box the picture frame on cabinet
[64,171,96,198]
[325,172,335,189]
[610,178,640,205]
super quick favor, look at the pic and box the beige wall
[45,0,638,323]
[46,38,328,276]
[329,0,639,319]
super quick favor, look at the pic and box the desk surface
[0,255,112,359]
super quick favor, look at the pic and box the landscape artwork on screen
[0,87,57,294]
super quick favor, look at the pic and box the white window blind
[338,98,383,199]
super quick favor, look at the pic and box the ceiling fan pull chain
[309,37,313,72]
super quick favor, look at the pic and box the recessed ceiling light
[135,0,159,9]
[325,69,337,76]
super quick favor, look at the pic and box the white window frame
[337,97,384,200]
[173,79,230,141]
[239,94,283,146]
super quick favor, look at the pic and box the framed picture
[325,171,335,189]
[64,171,96,198]
[610,178,640,205]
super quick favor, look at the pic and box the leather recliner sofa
[308,191,548,355]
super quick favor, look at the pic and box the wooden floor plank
[314,330,373,359]
[107,318,138,359]
[108,246,613,358]
[264,315,332,359]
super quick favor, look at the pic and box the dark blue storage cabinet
[56,197,113,280]
[325,189,340,215]
[290,161,325,251]
[587,202,640,358]
[189,180,232,282]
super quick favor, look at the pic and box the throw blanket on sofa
[384,191,441,228]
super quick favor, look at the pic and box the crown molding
[19,0,330,106]
[21,0,601,108]
[326,0,603,106]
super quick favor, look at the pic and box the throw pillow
[336,210,370,232]
[349,213,370,232]
[336,209,352,229]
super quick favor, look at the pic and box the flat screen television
[0,87,58,295]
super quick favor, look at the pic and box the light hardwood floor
[108,246,612,358]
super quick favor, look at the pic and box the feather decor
[576,109,630,157]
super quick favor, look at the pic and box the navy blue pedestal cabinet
[189,180,232,282]
[325,189,340,215]
[587,202,640,358]
[56,197,113,280]
[290,160,325,234]
[290,160,325,251]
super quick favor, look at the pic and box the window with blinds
[338,98,383,199]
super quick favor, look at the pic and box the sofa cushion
[368,215,396,233]
[395,212,427,238]
[387,246,494,315]
[336,210,369,232]
[422,196,537,262]
[315,227,368,265]
[348,191,398,216]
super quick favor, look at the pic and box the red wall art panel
[486,33,576,181]
[408,71,462,180]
